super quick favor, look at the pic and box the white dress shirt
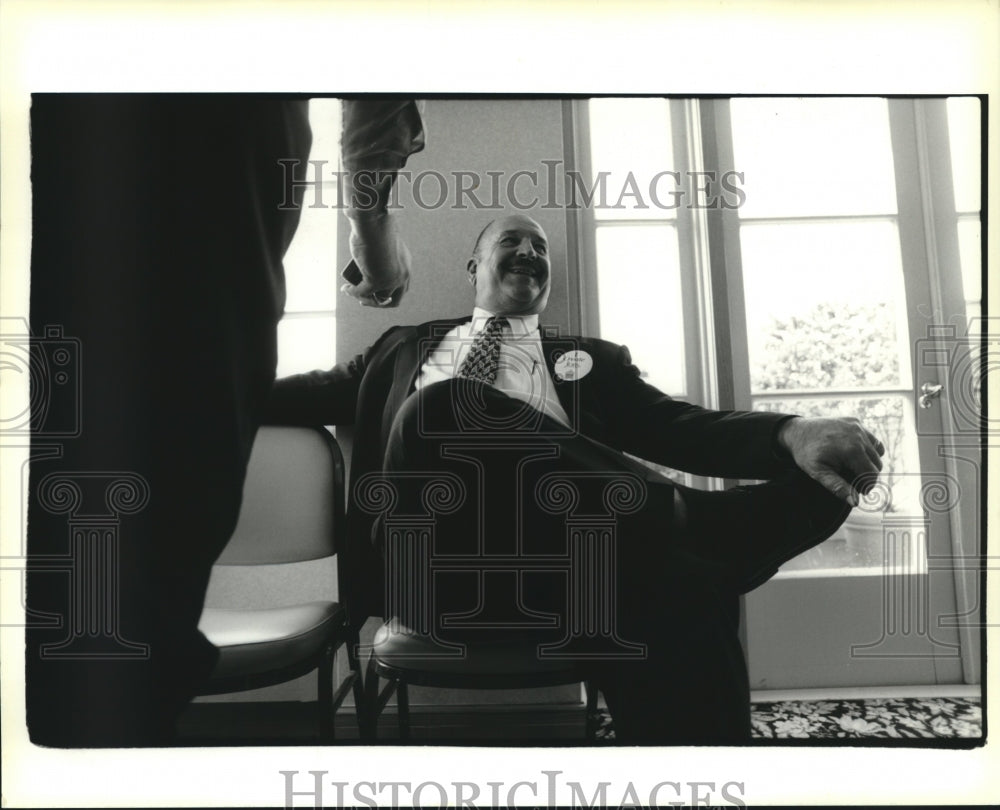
[415,307,570,426]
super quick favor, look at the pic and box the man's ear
[466,258,477,285]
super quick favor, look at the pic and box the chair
[358,470,650,742]
[365,624,600,741]
[196,426,365,741]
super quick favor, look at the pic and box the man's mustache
[505,260,545,278]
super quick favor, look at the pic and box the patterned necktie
[458,316,509,384]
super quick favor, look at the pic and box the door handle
[919,381,944,409]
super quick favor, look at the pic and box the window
[581,96,982,571]
[730,98,922,569]
[275,98,341,377]
[584,99,687,398]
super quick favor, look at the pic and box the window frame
[570,99,715,410]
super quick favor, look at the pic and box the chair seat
[371,623,586,689]
[199,601,345,680]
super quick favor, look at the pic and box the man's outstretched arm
[604,343,885,504]
[262,361,363,427]
[262,324,408,426]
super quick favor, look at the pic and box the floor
[177,685,983,745]
[177,702,590,746]
[746,695,981,740]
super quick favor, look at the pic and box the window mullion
[568,99,601,339]
[672,99,712,413]
[697,99,751,415]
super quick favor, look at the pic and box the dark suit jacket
[264,316,794,623]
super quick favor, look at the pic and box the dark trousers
[25,95,310,746]
[382,379,849,744]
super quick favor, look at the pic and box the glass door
[717,97,983,688]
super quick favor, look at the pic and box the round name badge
[553,349,593,382]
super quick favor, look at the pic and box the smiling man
[469,214,552,314]
[414,215,567,425]
[265,212,884,744]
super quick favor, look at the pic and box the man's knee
[386,381,456,467]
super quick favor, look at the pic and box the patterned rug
[592,696,982,742]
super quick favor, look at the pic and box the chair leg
[363,649,381,740]
[346,629,370,739]
[396,680,410,741]
[318,644,335,742]
[584,680,599,741]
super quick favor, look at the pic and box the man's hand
[777,416,885,505]
[341,211,411,307]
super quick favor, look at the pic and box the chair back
[215,426,345,565]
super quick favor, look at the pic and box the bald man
[265,213,884,743]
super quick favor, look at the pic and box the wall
[335,98,574,354]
